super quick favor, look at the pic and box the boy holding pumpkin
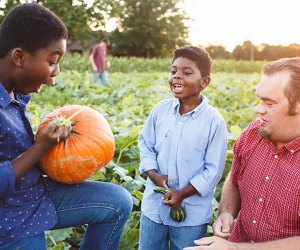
[138,45,227,249]
[0,3,132,250]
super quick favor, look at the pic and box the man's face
[254,71,299,144]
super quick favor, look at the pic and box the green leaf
[87,170,106,181]
[229,125,242,140]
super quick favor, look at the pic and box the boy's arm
[189,119,228,197]
[0,121,70,197]
[138,108,159,175]
[12,121,70,180]
[146,169,168,188]
[163,184,197,208]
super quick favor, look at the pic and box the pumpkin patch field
[28,56,261,249]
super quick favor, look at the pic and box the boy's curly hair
[172,45,212,77]
[0,3,67,57]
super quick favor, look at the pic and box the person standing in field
[0,4,132,250]
[138,45,228,250]
[90,37,110,87]
[184,57,300,250]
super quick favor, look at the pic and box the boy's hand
[162,189,184,209]
[163,184,197,209]
[146,169,168,188]
[38,120,71,148]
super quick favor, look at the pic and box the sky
[183,0,300,51]
[1,0,299,52]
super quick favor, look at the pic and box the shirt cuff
[190,175,211,197]
[139,159,158,174]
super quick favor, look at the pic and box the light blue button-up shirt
[138,96,227,226]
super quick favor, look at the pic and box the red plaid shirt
[229,119,300,243]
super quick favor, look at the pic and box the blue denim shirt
[139,96,227,226]
[0,83,57,244]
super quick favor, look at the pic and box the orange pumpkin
[36,105,115,184]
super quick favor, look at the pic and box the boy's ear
[11,48,25,68]
[200,76,211,88]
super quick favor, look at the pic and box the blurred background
[1,0,299,60]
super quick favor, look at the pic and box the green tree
[205,45,231,59]
[0,0,22,23]
[109,0,189,57]
[232,40,257,60]
[0,0,114,44]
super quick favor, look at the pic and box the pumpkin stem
[55,109,83,127]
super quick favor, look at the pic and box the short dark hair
[172,45,212,77]
[101,37,110,46]
[262,57,300,115]
[0,3,67,57]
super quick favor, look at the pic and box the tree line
[0,0,188,57]
[206,41,300,61]
[1,1,299,60]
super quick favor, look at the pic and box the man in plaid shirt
[185,58,300,250]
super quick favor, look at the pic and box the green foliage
[0,0,21,23]
[109,0,189,57]
[119,211,140,250]
[46,228,72,249]
[205,45,231,60]
[60,54,266,74]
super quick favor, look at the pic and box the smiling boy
[138,45,227,250]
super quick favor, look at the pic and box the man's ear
[294,102,300,115]
[11,48,25,68]
[200,76,211,88]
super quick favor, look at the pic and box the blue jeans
[139,214,207,250]
[0,179,133,250]
[93,71,108,86]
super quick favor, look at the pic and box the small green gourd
[170,206,186,222]
[153,186,169,195]
[153,186,187,222]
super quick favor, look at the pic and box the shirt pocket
[276,165,300,227]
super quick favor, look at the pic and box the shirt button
[179,122,182,125]
[266,176,269,180]
[259,198,263,202]
[251,240,255,243]
[291,150,294,153]
[253,220,256,224]
[274,154,278,159]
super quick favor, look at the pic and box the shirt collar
[0,83,31,108]
[283,136,300,153]
[171,95,209,118]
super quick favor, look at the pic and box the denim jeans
[0,234,46,250]
[0,179,133,250]
[93,71,108,86]
[139,214,207,250]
